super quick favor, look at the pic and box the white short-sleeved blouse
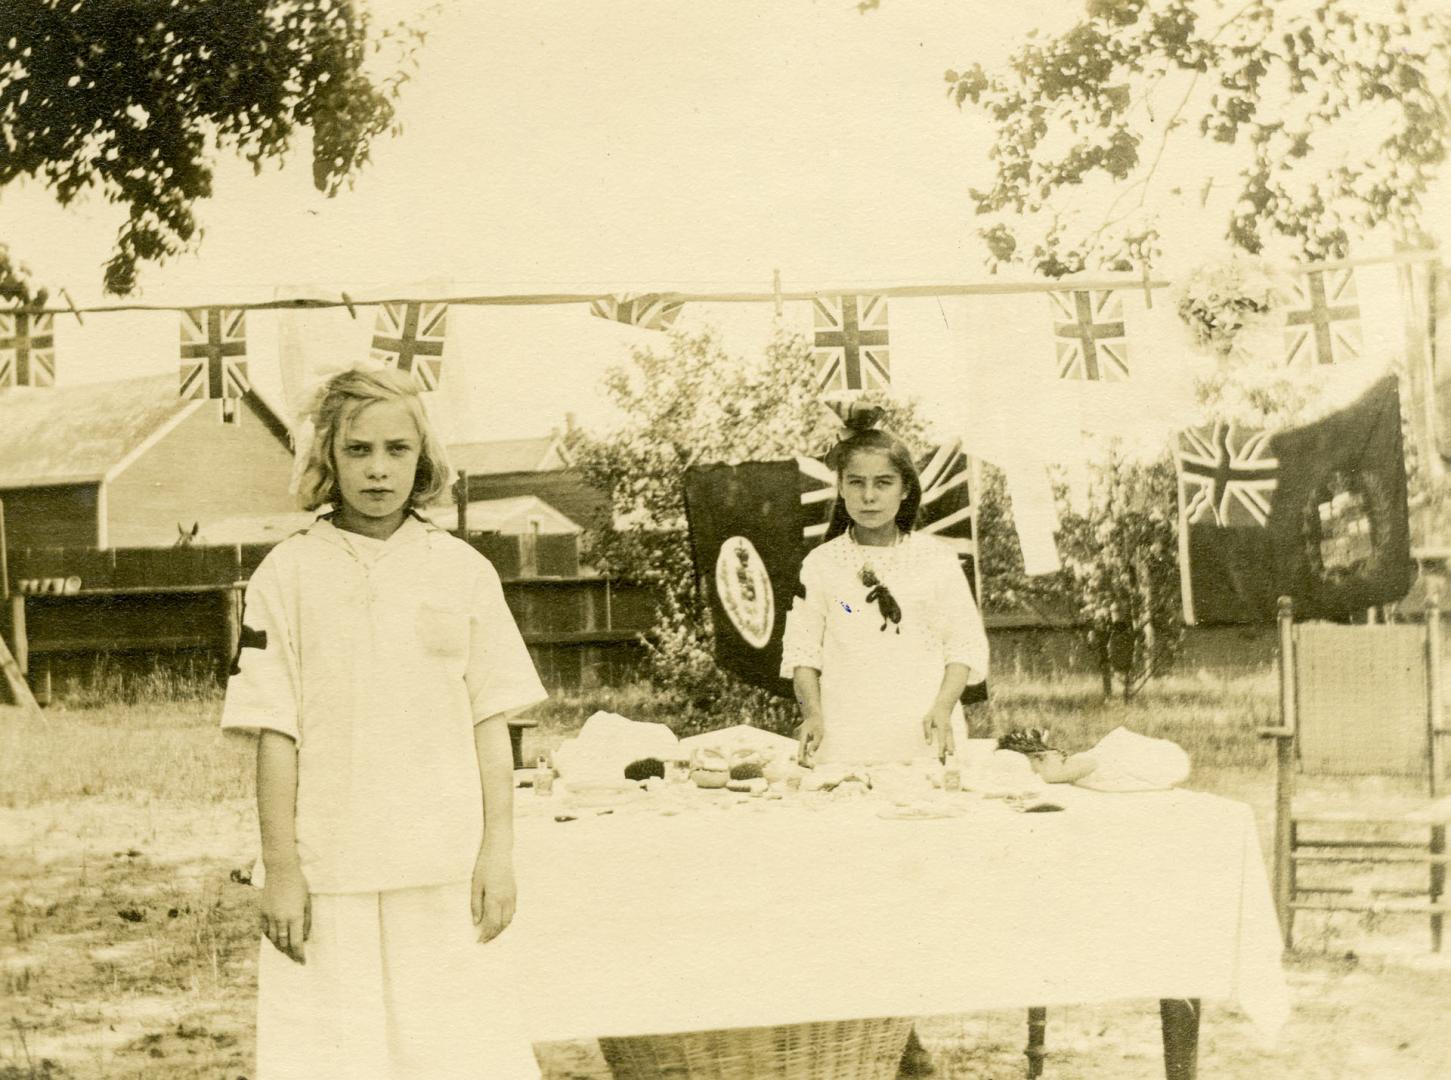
[221,515,548,894]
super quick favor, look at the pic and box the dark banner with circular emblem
[683,461,806,696]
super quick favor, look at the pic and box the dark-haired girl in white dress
[782,417,989,765]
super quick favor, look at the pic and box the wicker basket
[598,1018,913,1080]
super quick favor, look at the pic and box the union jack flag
[589,293,684,332]
[813,295,890,395]
[1177,422,1279,527]
[1050,289,1130,381]
[917,439,981,600]
[370,301,448,391]
[917,440,976,557]
[0,311,56,388]
[797,455,837,544]
[1282,268,1361,366]
[179,308,249,400]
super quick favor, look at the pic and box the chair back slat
[1294,623,1431,779]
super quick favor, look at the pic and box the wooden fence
[2,541,656,696]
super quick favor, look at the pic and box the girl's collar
[847,524,908,549]
[312,512,432,549]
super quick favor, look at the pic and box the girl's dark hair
[823,411,921,541]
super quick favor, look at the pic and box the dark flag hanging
[1177,375,1413,624]
[683,461,806,696]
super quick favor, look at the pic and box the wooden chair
[1260,593,1451,951]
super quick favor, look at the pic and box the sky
[3,0,1447,447]
[2,0,1079,441]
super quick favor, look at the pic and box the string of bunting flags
[0,252,1441,616]
[6,249,1425,404]
[0,247,1443,629]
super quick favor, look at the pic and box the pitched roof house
[0,375,295,551]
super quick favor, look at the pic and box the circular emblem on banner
[714,536,775,649]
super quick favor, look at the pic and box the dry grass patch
[4,675,1450,1078]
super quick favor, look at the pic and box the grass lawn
[3,675,1450,1078]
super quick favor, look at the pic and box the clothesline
[15,247,1442,319]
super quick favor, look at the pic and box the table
[489,784,1289,1078]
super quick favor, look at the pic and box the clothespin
[772,268,783,318]
[1140,261,1154,310]
[60,288,84,326]
[340,292,357,320]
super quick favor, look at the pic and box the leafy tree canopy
[1,0,429,297]
[947,0,1451,276]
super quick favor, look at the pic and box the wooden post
[1427,583,1444,800]
[1024,1007,1047,1079]
[34,660,51,707]
[9,594,27,676]
[1274,596,1297,945]
[0,498,7,604]
[1160,999,1201,1080]
[1432,825,1445,954]
[455,469,469,539]
[1400,251,1445,479]
[0,495,39,716]
[1427,583,1445,952]
[0,590,43,720]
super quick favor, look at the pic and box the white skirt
[255,880,539,1080]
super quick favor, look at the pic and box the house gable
[104,395,297,548]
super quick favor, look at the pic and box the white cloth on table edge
[494,787,1290,1053]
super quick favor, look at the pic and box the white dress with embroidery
[780,531,989,765]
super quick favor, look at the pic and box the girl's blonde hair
[296,368,453,512]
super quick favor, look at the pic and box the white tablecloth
[489,785,1289,1074]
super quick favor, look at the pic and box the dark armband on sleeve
[229,618,269,678]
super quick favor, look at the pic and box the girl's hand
[472,841,517,944]
[796,714,824,766]
[922,707,955,760]
[260,863,310,965]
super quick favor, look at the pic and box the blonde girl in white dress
[781,415,989,765]
[222,368,548,1079]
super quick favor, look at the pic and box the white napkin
[551,711,680,785]
[1073,727,1191,792]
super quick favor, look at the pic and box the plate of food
[876,800,962,821]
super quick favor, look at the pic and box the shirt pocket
[415,599,471,661]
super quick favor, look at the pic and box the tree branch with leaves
[948,0,1451,274]
[1,0,434,295]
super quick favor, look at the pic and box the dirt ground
[4,795,1451,1079]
